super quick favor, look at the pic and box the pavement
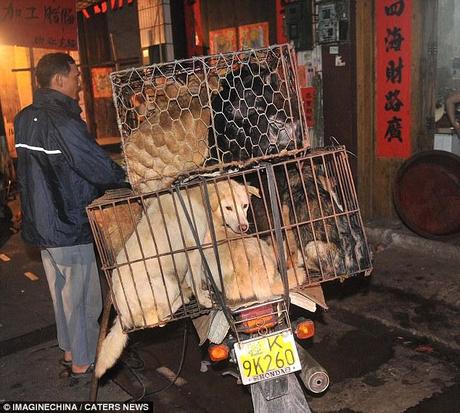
[365,221,460,309]
[0,200,131,403]
[0,195,459,406]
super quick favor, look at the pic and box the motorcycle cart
[86,44,373,411]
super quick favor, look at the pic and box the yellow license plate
[234,331,301,385]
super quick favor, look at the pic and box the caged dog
[124,72,220,193]
[278,163,343,275]
[249,161,368,277]
[202,192,308,307]
[95,178,260,378]
[278,162,369,276]
[209,62,304,164]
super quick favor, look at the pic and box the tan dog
[203,186,307,306]
[124,73,220,194]
[204,230,308,306]
[95,179,256,378]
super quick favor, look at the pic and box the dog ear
[318,174,337,192]
[246,185,261,198]
[207,185,220,211]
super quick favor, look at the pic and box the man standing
[14,53,126,378]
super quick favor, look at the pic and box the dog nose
[240,224,248,232]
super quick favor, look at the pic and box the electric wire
[123,318,189,402]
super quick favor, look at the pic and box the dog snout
[240,223,249,232]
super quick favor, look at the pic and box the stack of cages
[87,44,372,336]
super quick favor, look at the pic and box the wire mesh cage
[254,147,373,283]
[87,146,372,333]
[110,44,309,194]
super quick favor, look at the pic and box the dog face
[209,180,261,234]
[211,63,302,163]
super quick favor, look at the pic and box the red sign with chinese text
[301,87,315,127]
[376,0,412,158]
[0,0,77,50]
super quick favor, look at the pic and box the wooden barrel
[393,150,460,239]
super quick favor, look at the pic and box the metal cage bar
[109,44,310,193]
[87,146,372,333]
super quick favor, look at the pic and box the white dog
[95,179,259,378]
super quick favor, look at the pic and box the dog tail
[95,317,128,378]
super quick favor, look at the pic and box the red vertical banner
[376,0,412,158]
[275,0,288,44]
[184,0,204,57]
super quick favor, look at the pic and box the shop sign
[376,0,412,158]
[0,0,77,50]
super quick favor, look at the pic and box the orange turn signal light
[208,344,230,362]
[295,320,315,340]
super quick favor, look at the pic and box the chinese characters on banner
[376,0,412,158]
[0,0,77,50]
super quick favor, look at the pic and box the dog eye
[243,204,248,209]
[225,206,233,211]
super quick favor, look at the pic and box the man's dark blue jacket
[14,88,126,247]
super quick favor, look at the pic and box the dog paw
[196,289,212,308]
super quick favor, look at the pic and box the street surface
[102,265,460,413]
[1,220,459,412]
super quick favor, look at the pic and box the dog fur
[204,227,308,306]
[210,62,303,163]
[124,73,220,193]
[202,184,307,305]
[277,162,368,275]
[279,163,342,274]
[95,179,256,378]
[248,162,350,276]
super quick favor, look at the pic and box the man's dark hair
[35,53,76,88]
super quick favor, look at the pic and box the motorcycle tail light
[208,344,230,362]
[295,319,315,340]
[239,304,277,334]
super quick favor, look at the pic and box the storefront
[0,0,455,224]
[0,0,81,158]
[0,0,143,154]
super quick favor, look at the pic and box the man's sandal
[59,364,94,379]
[59,358,72,367]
